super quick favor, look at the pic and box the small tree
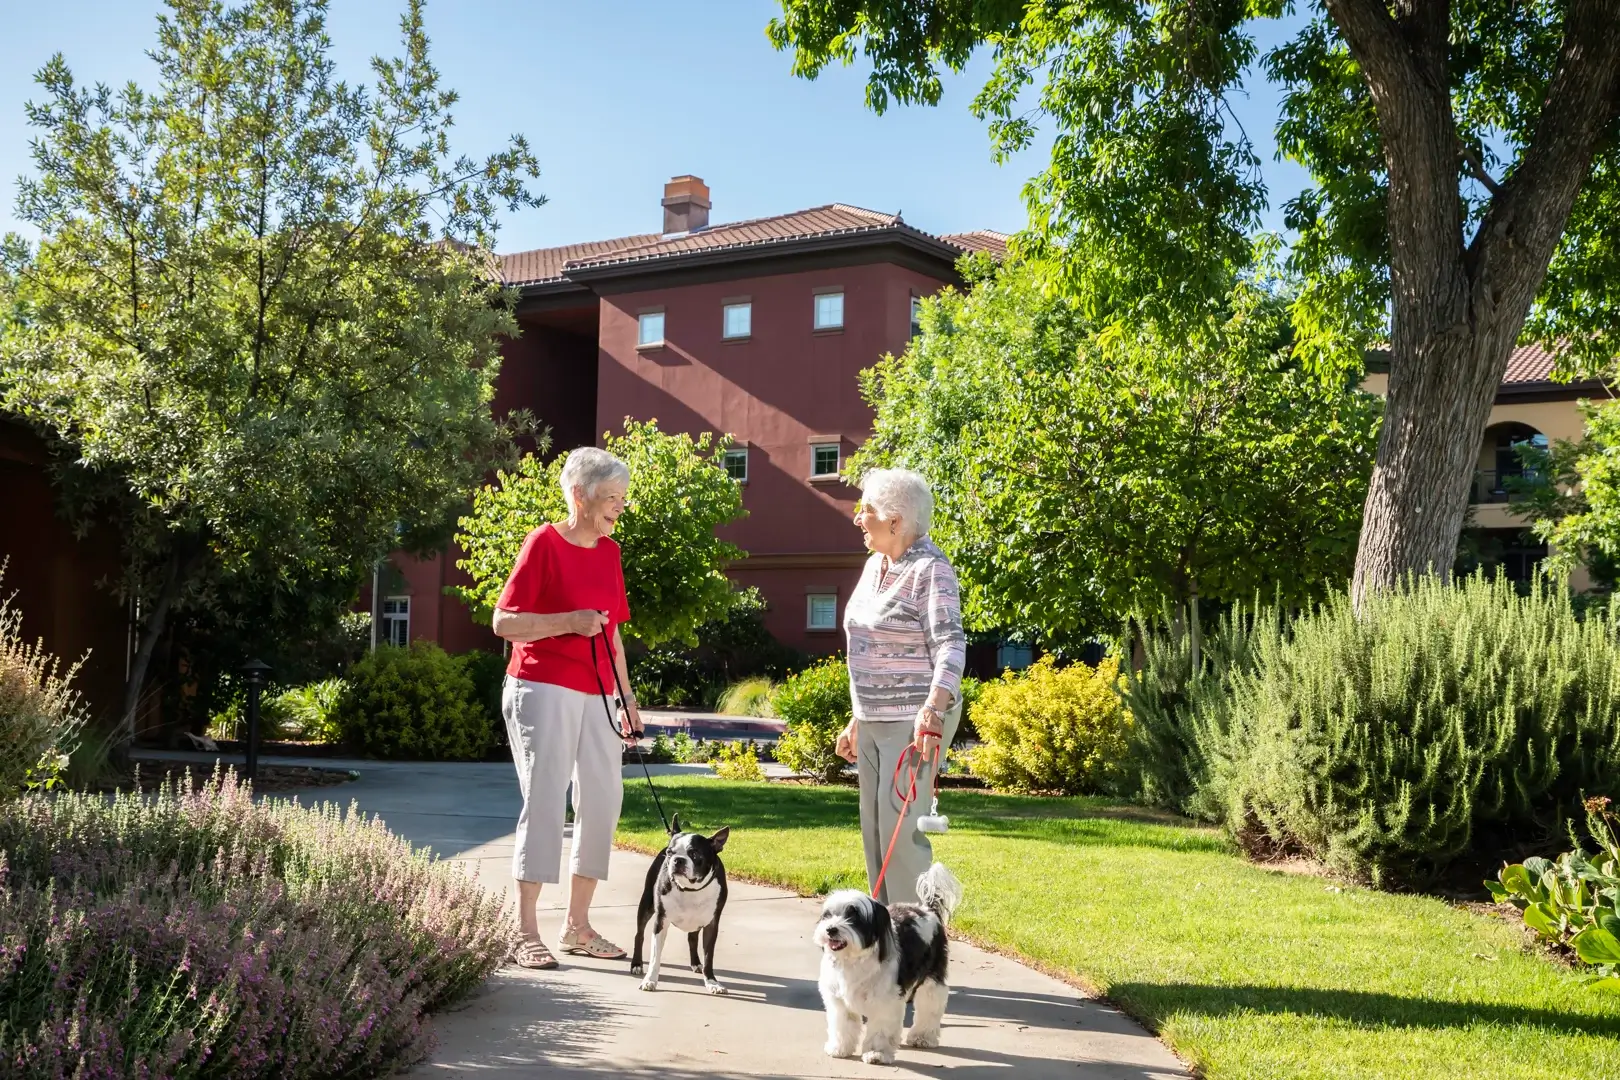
[851,262,1381,646]
[0,0,542,739]
[456,419,747,648]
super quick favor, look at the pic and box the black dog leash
[589,628,674,835]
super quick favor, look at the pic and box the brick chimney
[662,175,711,234]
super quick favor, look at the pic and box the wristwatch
[919,703,943,731]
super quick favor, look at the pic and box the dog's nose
[825,926,841,939]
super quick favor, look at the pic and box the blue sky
[0,0,1313,255]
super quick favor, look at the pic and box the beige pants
[503,676,623,884]
[857,701,962,905]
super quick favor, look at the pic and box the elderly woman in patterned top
[834,467,967,905]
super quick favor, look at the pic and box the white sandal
[557,926,626,959]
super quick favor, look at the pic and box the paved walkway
[196,755,1189,1078]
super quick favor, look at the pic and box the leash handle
[589,629,673,836]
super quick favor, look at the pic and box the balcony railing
[1472,468,1541,504]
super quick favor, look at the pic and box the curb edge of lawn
[612,836,1205,1078]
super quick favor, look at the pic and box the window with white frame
[910,295,923,339]
[807,593,839,630]
[722,301,752,339]
[813,291,844,330]
[811,443,840,477]
[637,311,666,347]
[382,597,410,648]
[724,447,748,482]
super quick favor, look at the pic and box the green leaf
[1523,903,1561,940]
[1573,927,1620,966]
[1499,864,1533,897]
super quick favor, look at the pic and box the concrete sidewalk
[262,757,1187,1078]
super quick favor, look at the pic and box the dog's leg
[698,919,726,994]
[688,930,702,973]
[903,979,949,1048]
[859,997,905,1065]
[630,895,655,977]
[638,916,668,992]
[820,978,859,1058]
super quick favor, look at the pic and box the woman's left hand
[618,699,645,742]
[913,705,943,759]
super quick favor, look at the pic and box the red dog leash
[870,741,941,899]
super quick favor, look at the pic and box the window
[813,291,844,330]
[910,295,923,339]
[637,311,665,347]
[722,302,751,339]
[996,640,1034,672]
[811,443,840,477]
[807,593,839,630]
[724,448,748,482]
[381,597,410,648]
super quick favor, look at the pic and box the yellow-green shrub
[970,656,1130,795]
[771,657,852,783]
[711,741,766,782]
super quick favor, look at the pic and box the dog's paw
[705,980,728,995]
[824,1041,857,1059]
[902,1028,940,1048]
[638,977,659,992]
[691,963,704,973]
[861,1049,896,1065]
[629,961,644,976]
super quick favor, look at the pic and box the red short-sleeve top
[496,524,631,693]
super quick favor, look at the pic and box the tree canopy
[0,0,542,734]
[772,1,1620,601]
[849,261,1382,644]
[455,419,748,650]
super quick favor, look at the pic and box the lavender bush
[0,562,88,796]
[0,769,516,1078]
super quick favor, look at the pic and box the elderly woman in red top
[493,446,644,970]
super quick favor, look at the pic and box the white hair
[859,467,933,539]
[559,446,630,511]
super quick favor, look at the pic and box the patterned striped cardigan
[842,536,967,721]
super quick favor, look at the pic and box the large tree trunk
[1327,0,1620,606]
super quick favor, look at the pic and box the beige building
[1364,345,1608,589]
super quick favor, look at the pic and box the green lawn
[617,777,1620,1080]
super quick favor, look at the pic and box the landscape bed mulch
[84,763,360,795]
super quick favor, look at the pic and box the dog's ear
[872,901,892,963]
[669,812,682,836]
[708,826,730,852]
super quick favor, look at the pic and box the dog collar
[672,872,714,891]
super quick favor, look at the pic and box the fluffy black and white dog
[630,814,730,995]
[813,863,964,1065]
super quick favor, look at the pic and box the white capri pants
[502,676,624,883]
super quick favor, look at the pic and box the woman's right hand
[565,609,610,638]
[835,719,859,763]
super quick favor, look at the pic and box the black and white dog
[813,863,964,1064]
[630,814,730,995]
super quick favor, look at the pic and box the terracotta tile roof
[1367,340,1603,390]
[941,230,1010,258]
[1501,342,1559,385]
[499,234,662,286]
[558,204,919,272]
[498,205,1006,285]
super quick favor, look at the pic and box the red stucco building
[389,176,1006,655]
